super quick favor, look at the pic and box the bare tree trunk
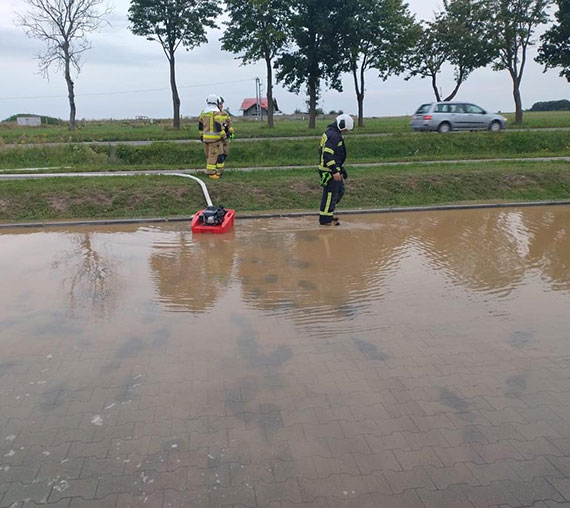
[265,56,274,128]
[512,74,523,124]
[352,67,365,127]
[308,78,317,129]
[64,48,76,131]
[169,52,181,130]
[431,73,441,102]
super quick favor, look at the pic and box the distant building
[17,116,41,127]
[240,98,280,117]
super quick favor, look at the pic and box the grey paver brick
[384,466,436,494]
[507,456,565,481]
[162,487,209,508]
[509,437,564,460]
[49,478,99,503]
[425,462,481,489]
[432,444,484,467]
[400,429,450,450]
[312,454,359,478]
[417,484,477,508]
[548,477,570,501]
[69,495,118,507]
[115,490,164,508]
[81,456,125,478]
[209,484,256,507]
[370,489,425,508]
[512,422,563,440]
[502,478,567,506]
[122,452,169,475]
[280,497,328,508]
[325,492,377,508]
[303,421,343,440]
[364,432,410,453]
[410,413,456,432]
[352,450,401,474]
[465,460,523,485]
[67,439,112,460]
[255,478,303,505]
[324,436,371,456]
[271,458,318,483]
[338,471,391,496]
[461,482,522,508]
[39,457,85,481]
[0,464,40,483]
[471,441,524,462]
[393,447,444,470]
[1,480,53,507]
[439,426,488,447]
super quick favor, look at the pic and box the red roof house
[240,98,279,116]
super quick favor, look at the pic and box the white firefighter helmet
[336,113,354,131]
[206,94,220,105]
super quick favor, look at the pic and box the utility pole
[255,77,261,121]
[259,81,264,121]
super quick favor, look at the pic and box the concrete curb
[1,200,569,230]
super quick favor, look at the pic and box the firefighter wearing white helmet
[317,113,354,225]
[199,94,227,178]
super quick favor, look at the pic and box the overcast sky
[0,0,567,121]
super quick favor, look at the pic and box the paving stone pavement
[1,212,570,507]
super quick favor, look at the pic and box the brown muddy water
[0,206,569,507]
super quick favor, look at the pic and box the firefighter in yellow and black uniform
[317,114,354,225]
[217,97,234,171]
[199,94,227,179]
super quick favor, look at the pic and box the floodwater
[0,206,570,507]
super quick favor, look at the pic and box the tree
[537,0,570,81]
[275,0,346,128]
[221,0,288,128]
[15,0,111,130]
[488,0,552,124]
[407,0,495,103]
[341,0,420,127]
[128,0,221,130]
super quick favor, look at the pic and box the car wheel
[438,122,451,133]
[490,121,501,132]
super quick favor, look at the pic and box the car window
[415,104,432,115]
[464,104,484,114]
[435,104,450,113]
[447,104,464,113]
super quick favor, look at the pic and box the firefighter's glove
[229,132,235,141]
[340,167,348,180]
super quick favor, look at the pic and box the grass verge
[1,131,569,171]
[1,160,569,223]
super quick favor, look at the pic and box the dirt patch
[47,196,69,213]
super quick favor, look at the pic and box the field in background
[1,111,569,144]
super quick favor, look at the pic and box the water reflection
[149,230,236,312]
[51,232,119,318]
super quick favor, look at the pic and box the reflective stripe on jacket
[199,110,226,142]
[318,123,346,173]
[218,110,234,136]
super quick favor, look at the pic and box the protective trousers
[319,172,345,224]
[203,140,224,175]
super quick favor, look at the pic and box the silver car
[410,102,507,133]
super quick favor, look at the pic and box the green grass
[1,131,569,171]
[1,160,569,223]
[1,111,569,144]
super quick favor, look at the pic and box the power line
[0,78,254,101]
